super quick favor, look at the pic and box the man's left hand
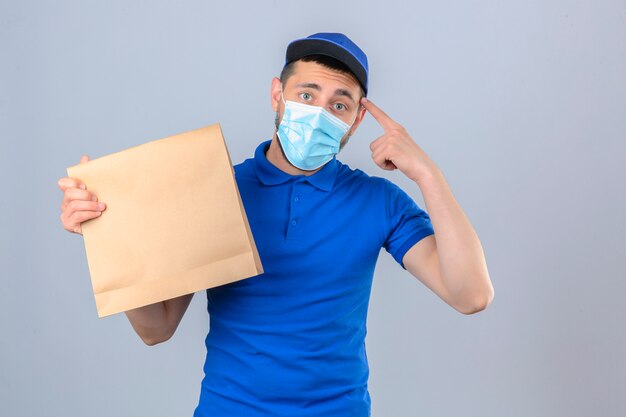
[360,97,438,184]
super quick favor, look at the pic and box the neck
[266,133,323,176]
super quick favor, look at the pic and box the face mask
[277,89,358,171]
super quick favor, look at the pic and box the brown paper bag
[67,123,263,317]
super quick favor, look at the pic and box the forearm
[124,293,193,345]
[416,166,493,309]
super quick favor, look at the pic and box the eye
[299,92,312,101]
[333,103,347,112]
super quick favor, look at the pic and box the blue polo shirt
[194,140,434,417]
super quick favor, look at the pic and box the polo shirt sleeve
[382,179,435,269]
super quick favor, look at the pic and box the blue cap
[285,32,369,95]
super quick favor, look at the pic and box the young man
[58,33,494,416]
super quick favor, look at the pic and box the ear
[270,77,282,112]
[348,103,368,135]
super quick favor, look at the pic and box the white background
[1,1,625,416]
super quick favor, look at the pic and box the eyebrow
[295,82,356,104]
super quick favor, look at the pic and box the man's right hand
[58,154,106,235]
[58,155,189,345]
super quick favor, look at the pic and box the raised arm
[401,171,493,315]
[361,98,494,314]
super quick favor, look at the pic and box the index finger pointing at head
[360,97,399,131]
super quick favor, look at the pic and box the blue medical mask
[277,90,358,171]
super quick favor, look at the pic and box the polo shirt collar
[254,140,338,192]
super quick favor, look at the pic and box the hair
[279,54,366,98]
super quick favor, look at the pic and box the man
[58,33,494,416]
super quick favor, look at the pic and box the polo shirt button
[294,196,299,203]
[291,219,297,226]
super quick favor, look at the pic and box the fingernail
[98,202,106,210]
[79,184,86,190]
